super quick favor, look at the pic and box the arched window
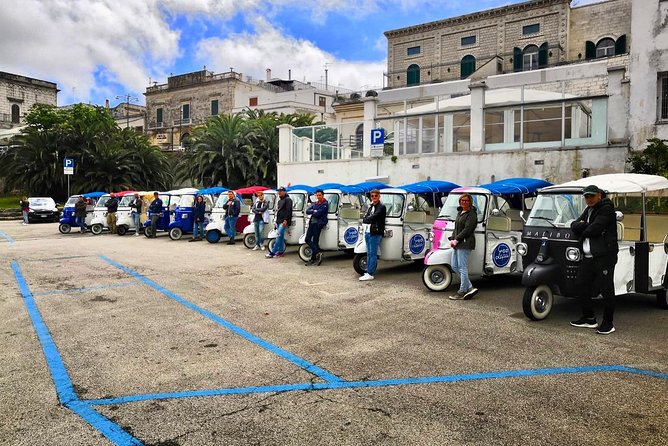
[10,104,20,124]
[460,55,476,79]
[355,123,363,150]
[523,45,539,71]
[596,38,615,58]
[407,64,420,86]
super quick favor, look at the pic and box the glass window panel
[405,117,419,154]
[523,23,540,35]
[461,36,476,46]
[407,46,421,56]
[422,115,436,153]
[523,105,562,143]
[484,110,504,144]
[452,112,470,152]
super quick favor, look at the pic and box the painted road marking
[85,364,668,406]
[99,255,344,384]
[33,281,140,297]
[11,261,143,446]
[0,230,15,245]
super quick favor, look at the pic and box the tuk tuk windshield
[96,195,111,208]
[65,196,80,207]
[263,193,277,210]
[380,193,405,218]
[179,195,195,208]
[324,193,339,213]
[214,194,235,208]
[526,193,585,228]
[291,193,307,212]
[119,195,136,206]
[439,193,487,222]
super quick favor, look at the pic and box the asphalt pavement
[0,221,666,446]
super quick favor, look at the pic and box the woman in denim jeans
[448,193,479,300]
[190,195,206,241]
[251,191,269,250]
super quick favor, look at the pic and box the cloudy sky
[0,0,600,107]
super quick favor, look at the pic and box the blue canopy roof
[478,178,552,195]
[286,184,316,194]
[398,180,460,194]
[315,182,345,191]
[82,192,105,198]
[197,186,229,195]
[339,181,392,194]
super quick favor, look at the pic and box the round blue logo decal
[344,227,359,245]
[409,234,426,255]
[492,243,512,267]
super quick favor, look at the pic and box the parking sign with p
[64,158,74,175]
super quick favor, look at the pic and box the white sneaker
[359,273,375,281]
[261,245,266,250]
[252,246,259,251]
[134,233,140,236]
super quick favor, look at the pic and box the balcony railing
[148,121,164,130]
[173,118,192,126]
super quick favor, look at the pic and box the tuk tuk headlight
[516,242,528,257]
[566,247,581,262]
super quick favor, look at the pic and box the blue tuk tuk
[58,192,105,234]
[167,188,223,240]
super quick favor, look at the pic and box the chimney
[105,99,109,108]
[288,69,291,80]
[266,68,271,81]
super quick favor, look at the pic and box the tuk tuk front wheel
[169,227,183,241]
[656,289,667,309]
[58,223,71,234]
[299,244,312,262]
[206,230,221,244]
[243,233,256,249]
[522,285,554,321]
[144,227,153,238]
[117,225,127,236]
[353,253,368,276]
[422,265,452,292]
[267,239,277,253]
[91,224,103,235]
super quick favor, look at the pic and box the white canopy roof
[543,174,668,194]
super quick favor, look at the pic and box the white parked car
[27,197,60,223]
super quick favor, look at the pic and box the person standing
[148,192,163,238]
[304,189,328,266]
[19,197,30,225]
[223,191,241,245]
[448,194,479,300]
[190,195,206,242]
[129,193,143,236]
[569,185,619,335]
[266,187,292,258]
[251,191,269,250]
[105,193,119,234]
[359,189,386,281]
[74,195,87,234]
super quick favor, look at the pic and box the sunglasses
[370,194,380,197]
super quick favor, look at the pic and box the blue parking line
[33,281,140,297]
[99,255,344,384]
[0,230,15,245]
[11,261,143,446]
[86,363,667,407]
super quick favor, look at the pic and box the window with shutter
[407,64,420,86]
[156,107,163,124]
[460,55,476,79]
[615,35,627,55]
[538,42,548,67]
[211,99,219,116]
[11,104,20,124]
[522,45,539,71]
[585,41,596,60]
[513,47,522,72]
[596,38,615,58]
[659,74,668,121]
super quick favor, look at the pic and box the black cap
[582,185,604,196]
[277,186,286,192]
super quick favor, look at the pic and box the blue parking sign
[371,128,385,145]
[64,158,75,169]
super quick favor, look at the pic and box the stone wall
[0,73,57,129]
[568,0,632,61]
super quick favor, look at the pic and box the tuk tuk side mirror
[615,210,624,222]
[491,208,501,216]
[519,210,526,222]
[407,204,415,212]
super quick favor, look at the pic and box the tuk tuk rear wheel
[91,224,103,235]
[299,244,312,262]
[58,223,71,234]
[422,265,452,292]
[268,239,277,253]
[144,227,153,238]
[522,285,554,321]
[243,233,256,249]
[169,227,182,241]
[353,253,368,276]
[117,225,127,236]
[657,289,667,309]
[206,230,221,244]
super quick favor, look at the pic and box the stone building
[0,71,58,130]
[385,0,630,88]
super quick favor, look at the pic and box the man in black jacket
[105,193,119,234]
[266,187,292,258]
[569,185,619,335]
[359,189,386,281]
[74,195,87,233]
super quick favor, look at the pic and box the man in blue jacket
[148,192,163,238]
[223,190,241,245]
[304,189,328,266]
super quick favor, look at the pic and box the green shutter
[615,35,627,55]
[538,42,548,67]
[460,56,476,79]
[407,64,420,86]
[211,100,219,116]
[513,47,522,72]
[156,108,163,124]
[585,41,596,60]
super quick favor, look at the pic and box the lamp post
[115,94,138,129]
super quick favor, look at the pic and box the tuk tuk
[297,182,390,262]
[89,191,137,235]
[422,178,551,291]
[242,189,278,249]
[142,188,198,237]
[205,186,267,243]
[58,192,105,234]
[115,192,152,236]
[167,191,216,240]
[265,187,312,253]
[518,173,668,320]
[352,180,459,275]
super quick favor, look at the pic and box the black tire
[657,289,667,309]
[299,244,312,262]
[206,230,221,244]
[117,225,127,236]
[243,233,256,249]
[522,285,554,321]
[268,239,277,253]
[169,227,182,241]
[58,223,71,234]
[353,253,368,276]
[422,265,453,292]
[144,227,153,238]
[91,224,103,235]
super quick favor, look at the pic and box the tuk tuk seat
[405,211,427,224]
[616,221,624,240]
[504,209,524,231]
[340,206,361,220]
[488,215,511,232]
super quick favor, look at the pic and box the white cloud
[195,18,386,91]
